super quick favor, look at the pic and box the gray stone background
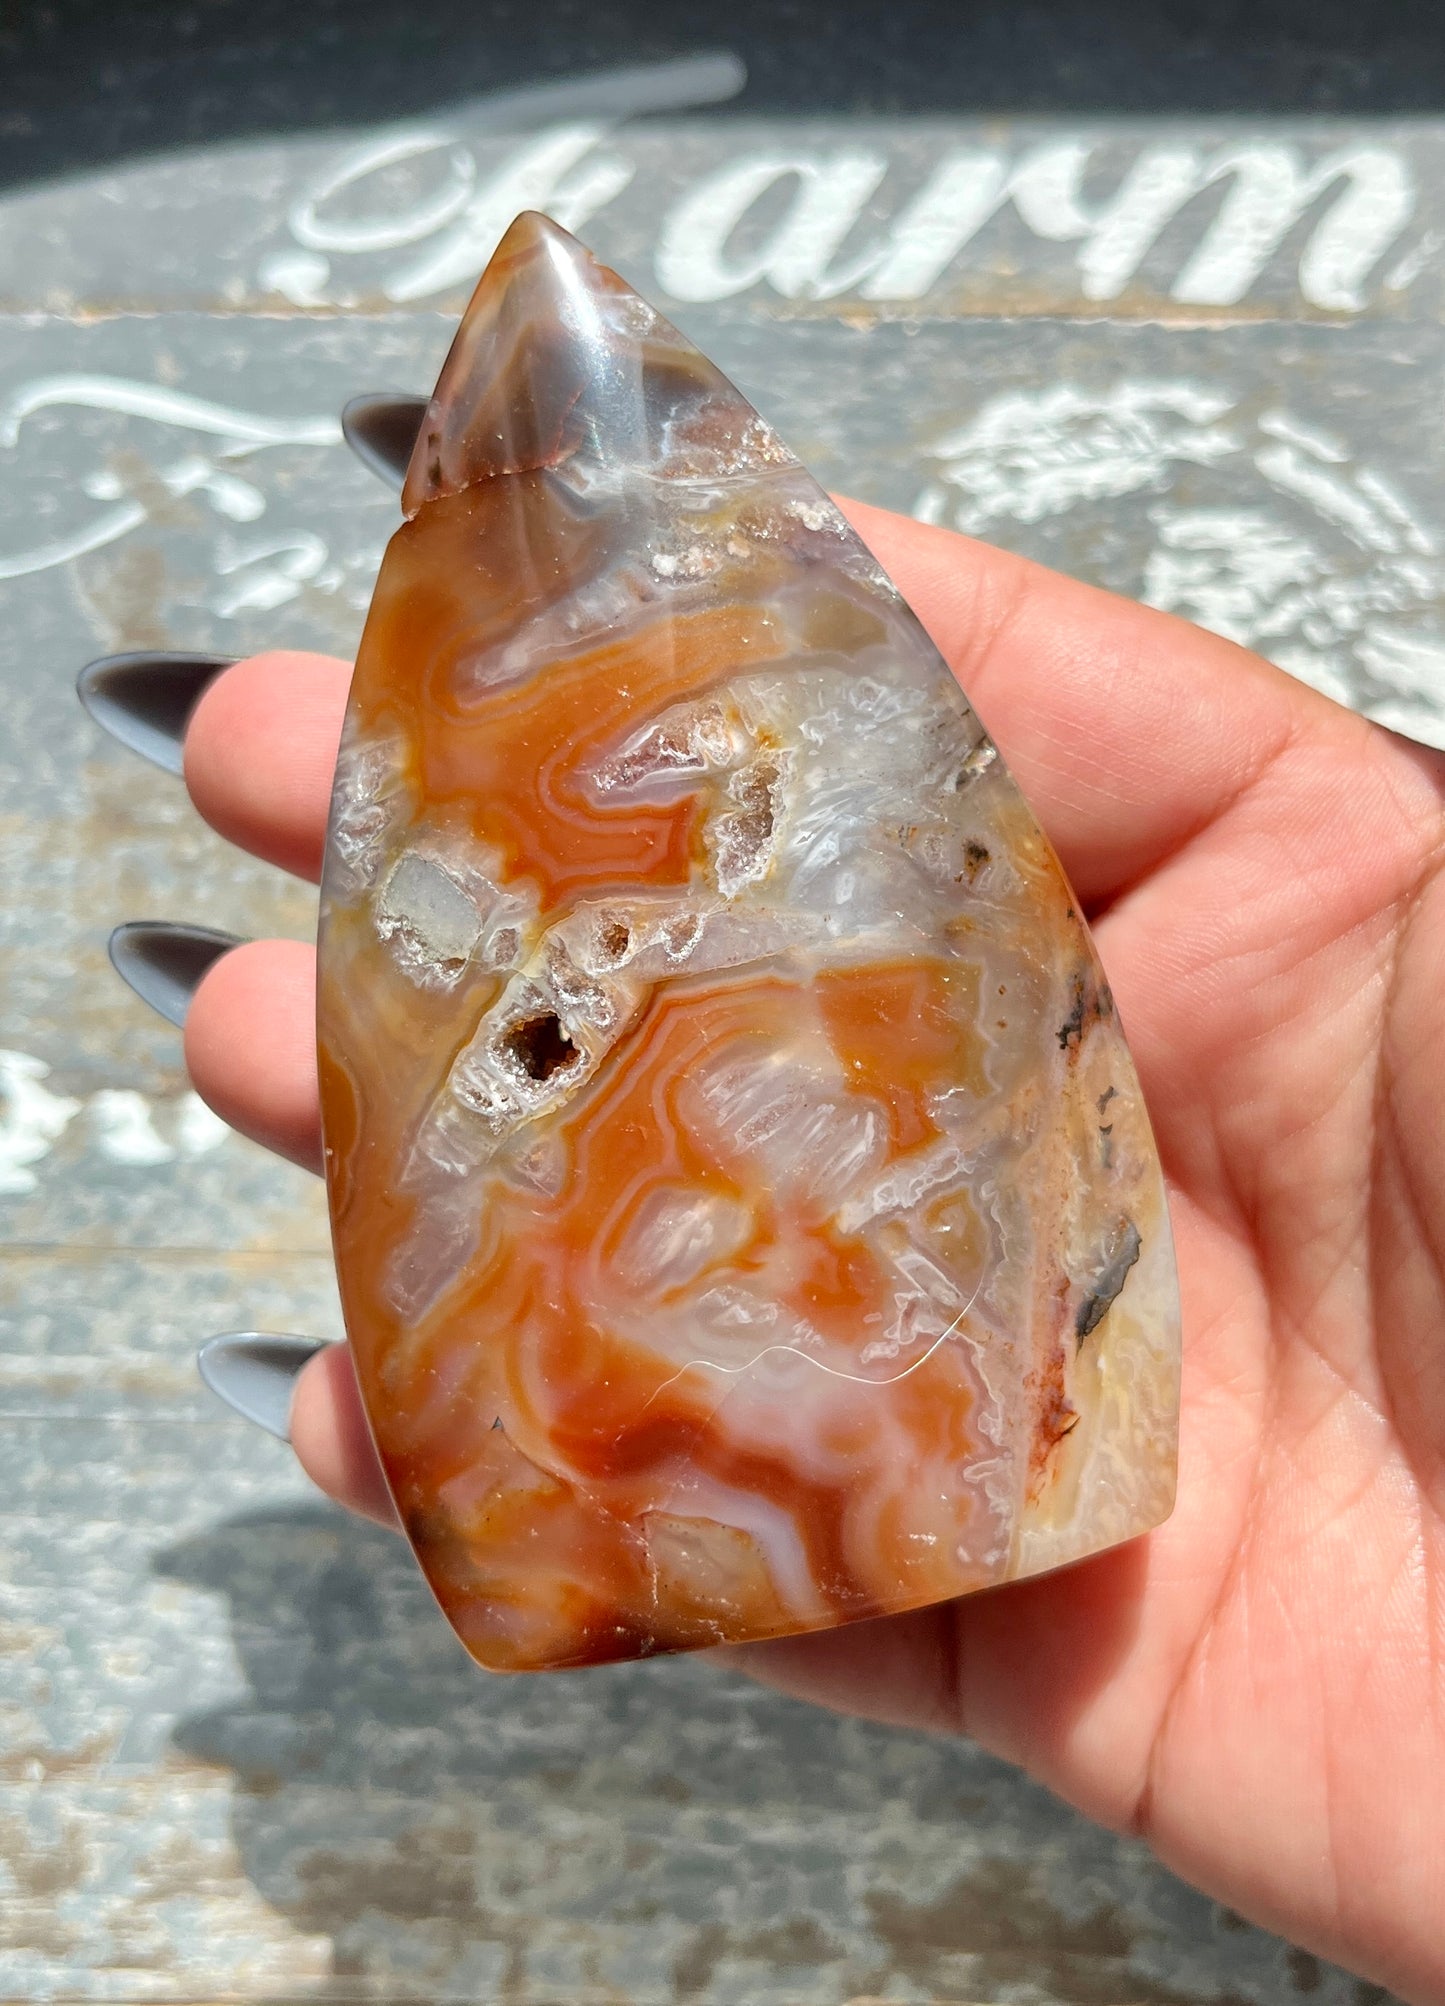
[0,5,1436,2000]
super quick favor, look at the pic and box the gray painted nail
[77,651,234,775]
[108,921,244,1027]
[198,1333,330,1441]
[341,392,428,489]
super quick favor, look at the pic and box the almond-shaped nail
[77,651,234,775]
[198,1333,331,1441]
[108,922,244,1027]
[341,392,428,488]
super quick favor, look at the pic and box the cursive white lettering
[655,150,891,302]
[384,125,634,301]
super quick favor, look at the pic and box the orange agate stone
[317,212,1180,1673]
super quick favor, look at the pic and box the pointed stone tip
[475,209,589,298]
[399,209,755,521]
[498,209,582,257]
[401,209,622,518]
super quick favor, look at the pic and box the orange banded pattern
[318,214,1180,1672]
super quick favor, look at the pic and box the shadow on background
[5,0,1445,191]
[154,1503,1229,2004]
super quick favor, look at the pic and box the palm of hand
[180,502,1445,2003]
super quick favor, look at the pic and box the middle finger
[185,937,321,1171]
[183,650,351,881]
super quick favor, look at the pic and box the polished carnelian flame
[317,212,1181,1672]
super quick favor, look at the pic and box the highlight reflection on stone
[318,212,1181,1673]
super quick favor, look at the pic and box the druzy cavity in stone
[317,211,1181,1673]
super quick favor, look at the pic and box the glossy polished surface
[318,212,1180,1673]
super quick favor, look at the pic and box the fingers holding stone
[182,665,384,1528]
[184,937,321,1171]
[183,650,351,881]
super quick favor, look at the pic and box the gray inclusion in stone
[375,852,484,980]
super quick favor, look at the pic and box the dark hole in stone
[599,917,631,960]
[503,1013,579,1082]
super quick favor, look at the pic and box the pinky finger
[289,1342,399,1529]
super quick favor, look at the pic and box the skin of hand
[179,499,1445,2005]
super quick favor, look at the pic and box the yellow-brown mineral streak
[317,212,1181,1672]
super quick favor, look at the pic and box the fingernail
[198,1333,331,1441]
[77,651,234,776]
[108,921,244,1027]
[341,392,428,488]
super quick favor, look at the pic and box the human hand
[177,499,1445,2004]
